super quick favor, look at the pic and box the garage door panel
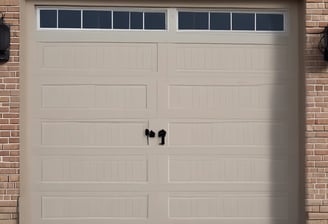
[38,43,159,73]
[168,220,287,224]
[38,147,151,156]
[169,44,288,74]
[38,219,149,224]
[169,84,287,110]
[168,121,287,146]
[167,83,288,118]
[42,84,148,109]
[159,146,287,156]
[42,156,148,183]
[41,195,148,219]
[169,193,288,219]
[38,111,156,120]
[41,121,148,146]
[169,155,287,183]
[38,78,157,119]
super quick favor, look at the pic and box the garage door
[22,1,300,224]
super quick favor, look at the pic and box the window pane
[232,13,255,30]
[113,11,129,29]
[210,13,230,30]
[40,10,57,28]
[256,13,284,31]
[130,12,143,29]
[58,10,81,28]
[144,12,165,30]
[179,12,208,30]
[83,10,112,29]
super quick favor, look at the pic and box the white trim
[142,11,145,30]
[254,12,257,31]
[207,11,210,30]
[230,12,232,30]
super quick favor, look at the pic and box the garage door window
[58,10,81,28]
[83,10,112,29]
[232,13,255,30]
[178,12,209,30]
[178,11,285,31]
[39,9,57,28]
[38,8,166,30]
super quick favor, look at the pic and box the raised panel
[169,122,286,146]
[169,84,287,111]
[40,43,158,72]
[173,44,288,73]
[96,85,147,109]
[42,156,148,182]
[169,155,287,183]
[42,85,147,109]
[41,121,147,146]
[42,195,148,219]
[169,193,288,219]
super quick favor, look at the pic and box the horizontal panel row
[40,121,286,146]
[41,155,286,183]
[39,84,288,119]
[37,43,288,73]
[40,84,288,117]
[41,193,288,219]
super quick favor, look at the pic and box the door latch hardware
[145,129,155,145]
[158,129,167,145]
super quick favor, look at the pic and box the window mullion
[81,10,83,29]
[208,12,210,30]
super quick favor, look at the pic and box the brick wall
[0,0,20,223]
[306,0,328,223]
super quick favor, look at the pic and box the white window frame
[37,7,168,31]
[176,9,287,33]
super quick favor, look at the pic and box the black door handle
[145,129,155,145]
[158,129,167,145]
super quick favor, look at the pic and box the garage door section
[22,3,299,224]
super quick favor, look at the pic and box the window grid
[38,8,167,30]
[142,12,145,30]
[80,10,83,29]
[178,10,285,32]
[56,10,59,28]
[38,8,285,32]
[230,12,232,30]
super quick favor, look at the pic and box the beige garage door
[21,1,300,224]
